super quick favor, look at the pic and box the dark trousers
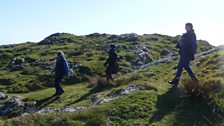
[175,56,196,79]
[106,73,113,81]
[54,75,64,94]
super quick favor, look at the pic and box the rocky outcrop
[0,92,7,100]
[95,85,157,105]
[0,94,36,117]
[7,57,25,71]
[38,33,75,45]
[24,57,36,63]
[135,46,150,58]
[147,37,159,41]
[119,33,138,42]
[0,85,156,117]
[34,59,54,70]
[37,106,86,114]
[0,78,15,85]
[134,46,222,71]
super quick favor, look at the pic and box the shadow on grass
[149,87,181,123]
[149,86,223,125]
[36,95,60,109]
[64,84,113,107]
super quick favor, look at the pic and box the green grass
[0,33,222,125]
[4,109,108,126]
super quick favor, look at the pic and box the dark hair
[110,44,115,49]
[185,23,195,32]
[185,23,193,29]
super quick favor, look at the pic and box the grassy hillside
[0,33,213,93]
[0,33,223,126]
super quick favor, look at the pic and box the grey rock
[24,57,36,63]
[91,95,100,102]
[0,92,6,99]
[147,37,159,41]
[10,65,24,71]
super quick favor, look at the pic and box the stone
[38,33,74,45]
[91,95,100,102]
[147,37,159,41]
[78,65,91,75]
[0,92,6,99]
[0,78,15,85]
[10,65,24,71]
[119,33,138,42]
[24,57,36,63]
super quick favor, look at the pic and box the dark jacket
[52,57,70,77]
[176,31,197,60]
[104,49,118,74]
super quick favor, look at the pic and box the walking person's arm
[104,59,109,66]
[64,60,70,77]
[191,34,197,54]
[51,58,57,74]
[189,34,197,60]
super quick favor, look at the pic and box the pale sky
[0,0,223,46]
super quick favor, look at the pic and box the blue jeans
[175,56,196,79]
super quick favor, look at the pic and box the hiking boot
[52,90,64,97]
[58,90,65,95]
[168,78,179,86]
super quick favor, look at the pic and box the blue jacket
[52,57,70,77]
[177,31,197,60]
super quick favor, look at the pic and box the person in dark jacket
[169,23,197,86]
[52,51,70,96]
[104,45,118,82]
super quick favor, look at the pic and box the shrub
[88,76,112,89]
[4,109,108,126]
[78,66,92,75]
[0,77,15,85]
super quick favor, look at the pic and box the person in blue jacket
[169,23,197,86]
[52,51,70,96]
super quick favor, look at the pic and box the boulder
[108,35,119,42]
[0,95,37,117]
[38,33,75,45]
[147,37,158,41]
[0,92,7,100]
[35,60,53,70]
[78,65,91,75]
[14,58,25,65]
[119,33,138,42]
[160,49,170,56]
[7,57,25,69]
[0,78,15,85]
[91,95,100,102]
[86,33,101,37]
[24,57,36,63]
[10,65,24,71]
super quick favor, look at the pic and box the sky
[0,0,223,46]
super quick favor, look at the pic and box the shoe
[168,78,179,86]
[58,90,65,95]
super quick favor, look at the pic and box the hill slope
[0,33,213,93]
[0,33,223,126]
